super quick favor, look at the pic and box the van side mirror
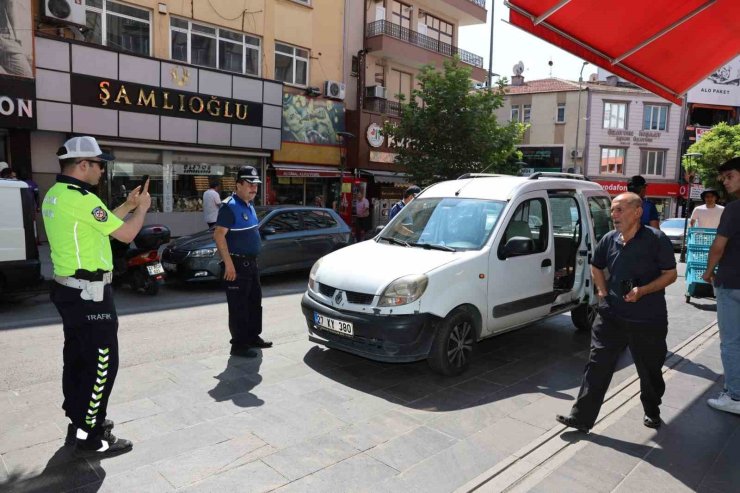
[502,237,535,258]
[261,225,277,236]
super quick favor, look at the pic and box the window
[556,103,566,123]
[523,104,531,123]
[170,17,261,76]
[643,105,668,131]
[391,1,412,29]
[510,105,520,122]
[600,147,626,174]
[499,198,548,258]
[84,0,151,56]
[275,42,309,87]
[588,196,613,243]
[302,211,338,230]
[641,149,666,176]
[389,69,412,102]
[266,212,302,233]
[419,10,453,46]
[603,102,627,129]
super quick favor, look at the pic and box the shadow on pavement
[208,354,264,408]
[1,444,105,492]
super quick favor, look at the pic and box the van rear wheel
[571,303,597,332]
[428,311,475,376]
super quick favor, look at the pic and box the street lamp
[679,152,702,263]
[573,61,588,172]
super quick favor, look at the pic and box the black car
[161,206,352,282]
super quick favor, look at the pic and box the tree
[684,122,740,188]
[384,58,525,186]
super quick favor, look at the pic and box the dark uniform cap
[627,175,647,191]
[700,188,719,200]
[236,166,262,184]
[404,186,421,198]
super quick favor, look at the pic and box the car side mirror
[261,225,277,236]
[502,237,535,258]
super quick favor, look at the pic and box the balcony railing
[468,0,486,7]
[366,20,484,68]
[364,98,403,117]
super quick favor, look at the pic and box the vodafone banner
[594,180,681,197]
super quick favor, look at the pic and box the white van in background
[0,179,42,295]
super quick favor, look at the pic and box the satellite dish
[513,61,524,76]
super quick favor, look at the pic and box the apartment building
[342,0,488,228]
[30,0,345,236]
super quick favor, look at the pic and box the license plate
[162,262,177,272]
[314,312,353,336]
[147,263,165,275]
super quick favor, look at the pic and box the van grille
[318,283,375,305]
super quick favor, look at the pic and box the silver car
[660,217,686,251]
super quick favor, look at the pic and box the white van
[0,179,42,295]
[301,173,613,375]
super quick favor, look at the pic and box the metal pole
[679,152,701,262]
[487,1,494,88]
[573,61,587,171]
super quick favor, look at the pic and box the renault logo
[334,290,343,305]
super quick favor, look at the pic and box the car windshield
[379,197,506,251]
[661,219,684,228]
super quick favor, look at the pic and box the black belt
[230,253,257,260]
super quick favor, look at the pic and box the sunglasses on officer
[77,159,106,169]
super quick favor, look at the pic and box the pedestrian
[0,167,16,179]
[627,175,660,227]
[203,180,221,228]
[690,188,724,229]
[43,136,150,457]
[313,195,324,207]
[556,192,677,432]
[388,185,421,221]
[213,166,272,358]
[355,191,370,240]
[703,157,740,415]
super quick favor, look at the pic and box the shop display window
[109,161,163,212]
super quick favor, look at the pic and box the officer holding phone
[556,192,677,432]
[43,136,150,457]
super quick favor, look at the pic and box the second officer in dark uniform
[213,166,272,357]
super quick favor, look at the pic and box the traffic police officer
[213,166,272,357]
[43,136,150,457]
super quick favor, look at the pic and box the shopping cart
[684,227,716,303]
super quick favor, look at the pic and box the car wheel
[571,302,597,332]
[428,310,475,376]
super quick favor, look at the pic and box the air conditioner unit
[365,85,387,99]
[570,149,583,158]
[43,0,86,27]
[324,80,346,100]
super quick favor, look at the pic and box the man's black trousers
[224,256,262,348]
[50,283,119,439]
[570,313,668,427]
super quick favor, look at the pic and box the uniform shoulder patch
[67,185,89,195]
[92,206,108,222]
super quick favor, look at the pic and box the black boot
[74,428,132,458]
[65,419,114,446]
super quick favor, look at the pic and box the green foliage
[684,122,740,188]
[383,58,525,186]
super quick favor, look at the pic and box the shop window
[266,211,302,233]
[603,101,627,129]
[84,0,151,56]
[172,162,255,212]
[643,105,668,131]
[170,17,261,76]
[109,160,163,212]
[275,42,309,87]
[302,210,338,230]
[640,149,665,177]
[600,147,626,175]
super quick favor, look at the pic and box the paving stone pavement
[0,265,731,492]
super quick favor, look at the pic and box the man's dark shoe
[65,419,114,446]
[249,336,273,349]
[556,414,591,432]
[230,346,257,358]
[643,415,661,429]
[74,429,132,458]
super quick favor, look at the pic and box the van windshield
[380,198,506,251]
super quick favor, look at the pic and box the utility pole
[573,61,588,172]
[487,0,494,88]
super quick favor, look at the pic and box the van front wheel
[428,311,475,376]
[571,303,597,332]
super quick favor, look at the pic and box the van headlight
[308,258,322,292]
[378,275,428,307]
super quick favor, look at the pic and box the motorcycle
[111,225,171,295]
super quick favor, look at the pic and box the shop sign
[174,164,225,175]
[366,123,384,148]
[687,55,740,106]
[695,127,711,141]
[594,180,680,197]
[277,168,339,178]
[607,129,662,145]
[0,78,35,129]
[690,184,704,200]
[71,74,263,127]
[369,150,397,163]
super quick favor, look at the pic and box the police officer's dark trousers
[51,283,119,442]
[570,313,668,427]
[224,256,262,348]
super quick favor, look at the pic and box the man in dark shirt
[557,192,677,431]
[389,185,421,221]
[628,175,660,227]
[703,157,740,415]
[213,166,272,358]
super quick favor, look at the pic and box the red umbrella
[506,0,740,104]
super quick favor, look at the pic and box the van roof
[422,175,606,201]
[0,179,29,189]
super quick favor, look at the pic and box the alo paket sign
[595,180,680,197]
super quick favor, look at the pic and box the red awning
[506,0,740,105]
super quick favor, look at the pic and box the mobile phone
[139,175,150,190]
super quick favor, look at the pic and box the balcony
[364,98,403,118]
[366,20,487,81]
[437,0,488,25]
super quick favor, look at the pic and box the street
[0,265,734,492]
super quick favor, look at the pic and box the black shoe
[74,429,132,458]
[249,336,273,349]
[65,419,114,446]
[230,346,257,358]
[643,415,661,428]
[556,414,591,432]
